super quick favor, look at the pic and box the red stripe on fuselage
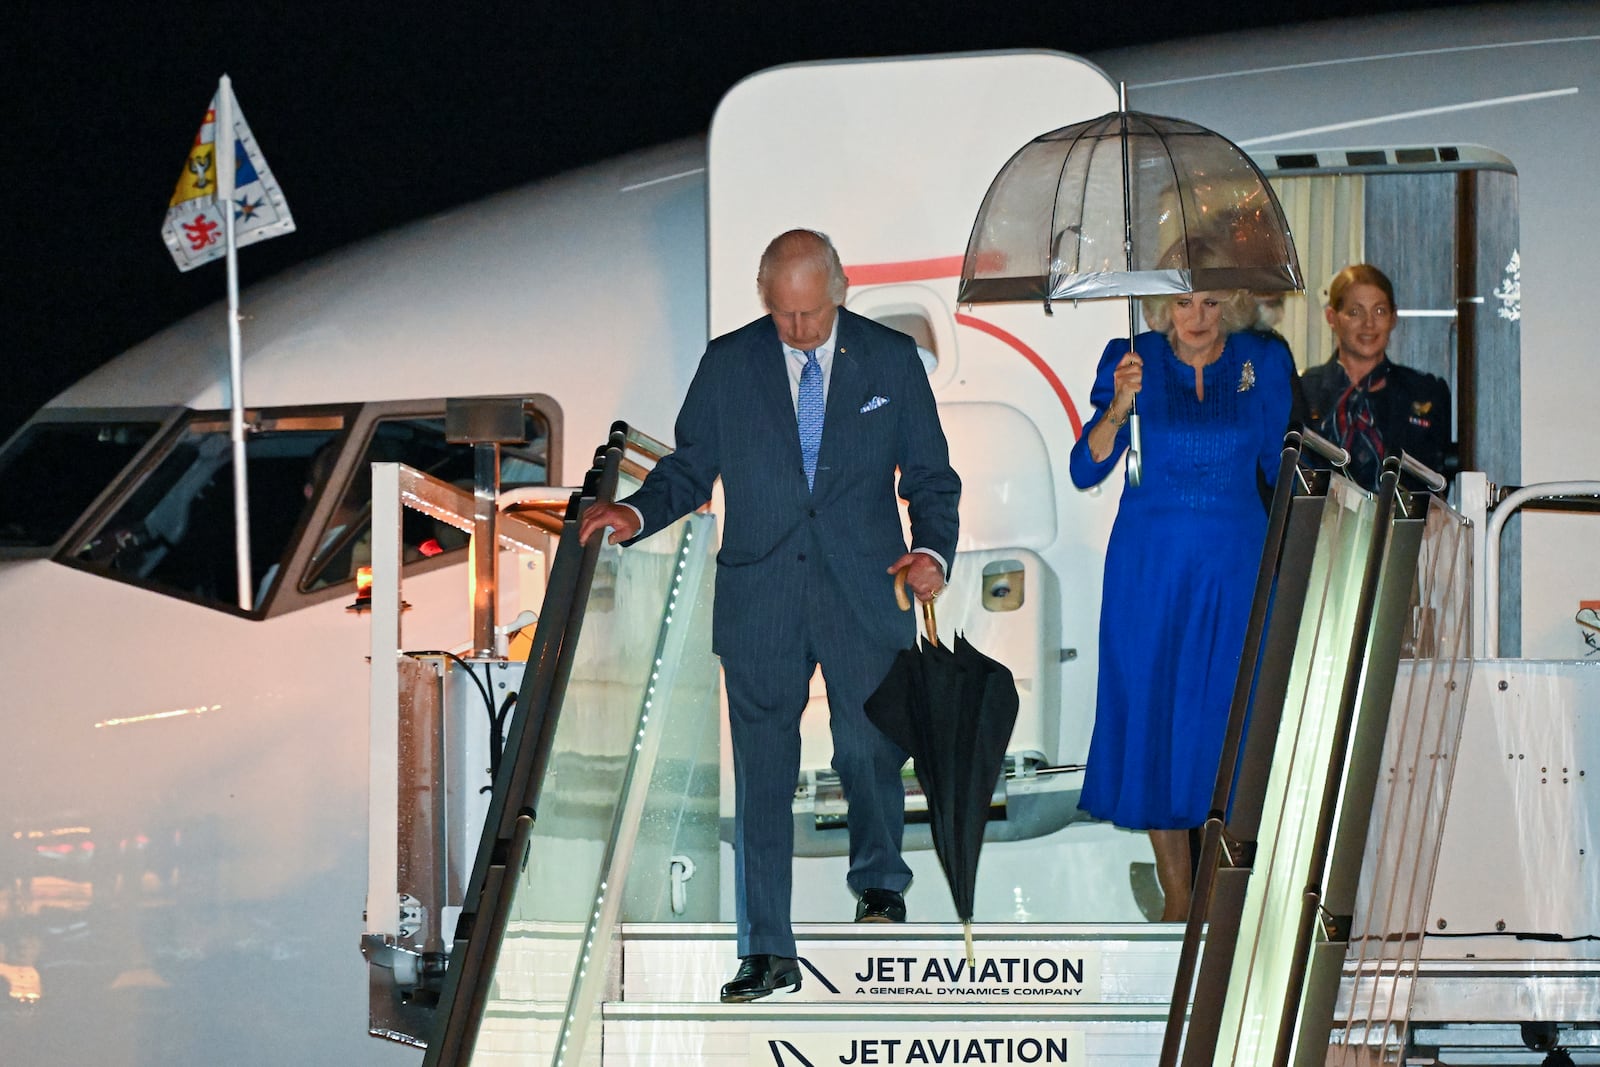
[843,255,967,287]
[954,313,1083,438]
[844,257,1082,436]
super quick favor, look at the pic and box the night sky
[3,0,1491,443]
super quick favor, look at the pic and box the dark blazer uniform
[1302,355,1452,486]
[624,307,960,957]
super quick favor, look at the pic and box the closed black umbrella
[865,573,1020,962]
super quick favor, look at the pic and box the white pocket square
[860,395,890,413]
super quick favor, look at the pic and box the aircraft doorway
[1262,149,1522,647]
[1262,147,1520,481]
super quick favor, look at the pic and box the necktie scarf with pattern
[1322,359,1391,488]
[798,348,823,491]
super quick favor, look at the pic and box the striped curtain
[1267,174,1366,371]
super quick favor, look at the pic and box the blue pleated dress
[1069,329,1293,829]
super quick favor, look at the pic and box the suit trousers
[721,571,912,958]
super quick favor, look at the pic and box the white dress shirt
[618,309,945,575]
[782,315,840,412]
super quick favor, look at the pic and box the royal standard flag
[161,81,295,272]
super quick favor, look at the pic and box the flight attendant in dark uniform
[1301,264,1452,488]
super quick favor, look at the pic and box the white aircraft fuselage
[2,4,1598,1064]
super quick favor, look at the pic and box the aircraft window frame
[0,406,187,560]
[43,396,562,619]
[55,404,359,616]
[291,405,555,599]
[260,394,564,619]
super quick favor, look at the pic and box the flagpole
[217,74,254,611]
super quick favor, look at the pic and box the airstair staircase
[574,923,1179,1065]
[363,423,1600,1066]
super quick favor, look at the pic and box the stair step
[601,1004,1169,1065]
[475,924,1186,1062]
[605,1001,1172,1021]
[614,922,1185,1006]
[471,1003,1173,1063]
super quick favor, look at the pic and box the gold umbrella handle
[892,568,940,647]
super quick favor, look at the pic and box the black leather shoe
[854,888,907,923]
[719,954,802,1003]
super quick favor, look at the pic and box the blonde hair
[1141,289,1257,341]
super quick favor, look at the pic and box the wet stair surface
[598,922,1183,1065]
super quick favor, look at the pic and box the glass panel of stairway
[472,507,720,1065]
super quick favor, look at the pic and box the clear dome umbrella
[958,90,1303,486]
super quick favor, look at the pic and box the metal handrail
[422,425,632,1067]
[1299,426,1350,468]
[393,464,549,553]
[1398,450,1447,493]
[1483,480,1600,655]
[623,424,672,463]
[498,488,580,535]
[1298,425,1447,493]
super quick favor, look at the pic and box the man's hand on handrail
[578,501,642,546]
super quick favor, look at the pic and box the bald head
[757,229,847,350]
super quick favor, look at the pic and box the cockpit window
[71,418,343,609]
[0,421,160,548]
[302,412,550,592]
[56,403,553,615]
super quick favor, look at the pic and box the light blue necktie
[797,348,823,491]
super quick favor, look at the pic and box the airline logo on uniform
[161,84,295,272]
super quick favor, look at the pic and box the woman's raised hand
[1111,349,1144,416]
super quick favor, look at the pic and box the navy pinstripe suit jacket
[622,308,960,662]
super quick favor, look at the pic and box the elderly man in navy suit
[580,229,960,1002]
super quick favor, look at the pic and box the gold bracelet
[1104,405,1129,427]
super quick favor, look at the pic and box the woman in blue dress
[1069,288,1293,920]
